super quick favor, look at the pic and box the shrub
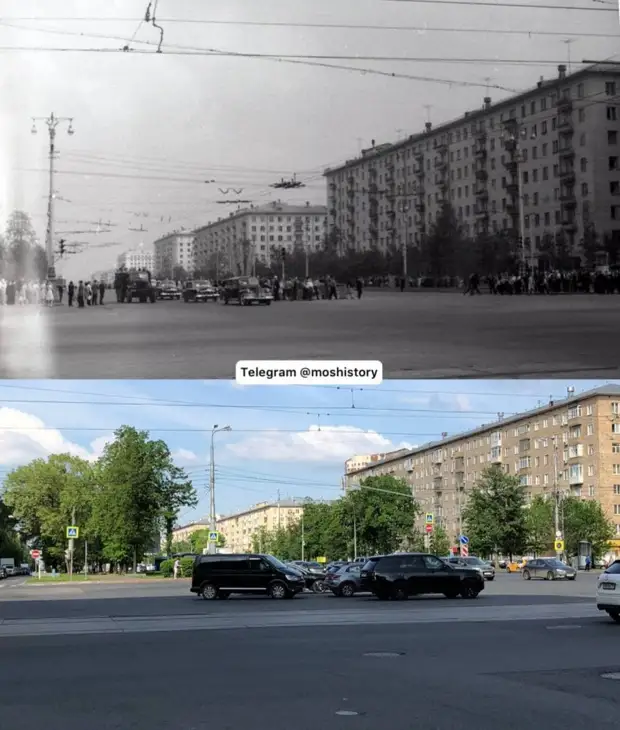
[160,559,174,577]
[180,556,194,577]
[160,557,194,578]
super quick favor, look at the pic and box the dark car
[0,566,6,579]
[446,556,495,581]
[183,280,219,303]
[360,552,485,600]
[159,282,181,300]
[288,561,328,592]
[190,553,305,600]
[522,558,577,581]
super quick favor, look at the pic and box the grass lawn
[24,572,172,585]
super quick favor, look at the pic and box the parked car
[596,559,620,623]
[183,280,219,303]
[445,556,495,581]
[159,282,181,300]
[360,552,485,600]
[190,553,305,600]
[522,558,576,581]
[221,276,272,306]
[0,566,6,579]
[287,561,328,592]
[326,563,363,597]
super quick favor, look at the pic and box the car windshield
[264,555,288,570]
[605,561,620,574]
[463,557,485,565]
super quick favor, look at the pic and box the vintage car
[183,280,219,302]
[221,276,273,306]
[159,281,181,300]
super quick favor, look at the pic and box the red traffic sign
[30,549,41,559]
[425,524,433,533]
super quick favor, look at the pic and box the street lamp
[31,113,75,282]
[502,122,532,275]
[209,425,231,554]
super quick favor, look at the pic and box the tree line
[1,426,197,572]
[241,468,614,564]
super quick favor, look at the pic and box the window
[249,558,269,572]
[422,555,444,570]
[609,131,618,145]
[614,464,620,475]
[606,81,617,96]
[608,106,618,121]
[614,485,620,495]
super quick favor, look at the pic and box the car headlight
[285,573,299,580]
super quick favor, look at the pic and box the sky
[2,0,618,279]
[0,378,617,526]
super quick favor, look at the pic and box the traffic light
[59,239,66,256]
[281,247,286,260]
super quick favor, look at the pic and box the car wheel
[607,610,620,624]
[391,583,408,600]
[339,582,355,598]
[546,571,555,581]
[200,583,218,600]
[460,583,480,599]
[312,580,326,594]
[268,581,288,599]
[523,570,531,580]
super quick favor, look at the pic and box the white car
[596,559,620,623]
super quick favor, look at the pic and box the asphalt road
[2,613,620,730]
[1,292,619,378]
[0,573,599,620]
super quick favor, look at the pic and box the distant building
[117,244,155,272]
[216,500,304,553]
[193,201,328,276]
[324,63,620,267]
[91,270,116,287]
[343,449,410,490]
[153,232,196,278]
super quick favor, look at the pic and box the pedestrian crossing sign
[425,513,434,524]
[208,531,219,542]
[66,526,79,539]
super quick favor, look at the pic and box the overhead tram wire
[0,381,569,402]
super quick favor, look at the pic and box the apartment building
[193,201,328,276]
[345,385,620,540]
[117,245,155,272]
[324,63,620,267]
[216,500,304,554]
[153,232,195,278]
[344,449,410,476]
[170,519,212,545]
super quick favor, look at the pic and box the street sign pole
[69,507,76,580]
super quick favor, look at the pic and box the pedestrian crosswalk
[0,601,602,638]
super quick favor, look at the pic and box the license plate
[601,583,616,590]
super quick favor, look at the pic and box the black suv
[360,552,485,600]
[190,553,305,600]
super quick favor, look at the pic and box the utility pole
[277,489,281,530]
[31,113,75,282]
[69,505,76,580]
[353,511,358,560]
[301,508,305,561]
[553,436,562,558]
[402,200,410,281]
[209,425,231,554]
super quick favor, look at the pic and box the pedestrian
[585,555,591,571]
[68,281,75,307]
[99,280,105,305]
[92,280,99,306]
[77,281,85,308]
[45,281,55,307]
[57,282,64,304]
[86,281,93,306]
[173,558,180,579]
[355,277,363,299]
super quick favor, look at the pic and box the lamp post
[209,424,231,554]
[502,122,532,275]
[31,113,75,281]
[401,199,411,282]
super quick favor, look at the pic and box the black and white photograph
[1,0,619,378]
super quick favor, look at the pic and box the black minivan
[190,553,306,600]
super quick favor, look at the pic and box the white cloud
[0,407,107,466]
[226,425,410,464]
[402,392,473,413]
[173,448,199,464]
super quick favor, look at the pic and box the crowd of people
[0,278,108,307]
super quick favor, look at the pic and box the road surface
[1,292,619,378]
[1,573,618,730]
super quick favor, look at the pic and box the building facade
[152,232,196,278]
[216,500,304,554]
[324,63,620,268]
[345,385,620,541]
[344,449,409,476]
[117,245,155,272]
[91,270,116,287]
[193,201,328,277]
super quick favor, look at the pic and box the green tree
[0,496,24,562]
[429,525,451,556]
[462,466,527,558]
[346,476,420,555]
[2,454,95,569]
[4,210,47,280]
[562,497,614,560]
[91,426,197,571]
[525,495,554,555]
[188,528,226,554]
[420,203,462,280]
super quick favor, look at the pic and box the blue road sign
[66,526,79,539]
[208,531,218,542]
[459,535,469,545]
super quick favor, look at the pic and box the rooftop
[347,383,620,478]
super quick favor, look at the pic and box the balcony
[562,219,578,233]
[414,167,425,178]
[506,202,519,216]
[569,469,584,486]
[561,197,577,210]
[329,182,336,190]
[347,203,355,212]
[475,187,489,199]
[415,201,426,213]
[368,183,378,195]
[347,187,355,198]
[437,142,448,153]
[559,169,576,185]
[475,207,489,218]
[475,168,489,181]
[475,130,488,143]
[454,457,465,472]
[557,97,573,112]
[504,138,518,153]
[368,167,377,177]
[558,119,574,135]
[347,176,355,186]
[475,146,487,159]
[505,181,519,196]
[559,148,575,161]
[329,207,337,217]
[369,224,378,237]
[559,190,576,204]
[369,210,378,221]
